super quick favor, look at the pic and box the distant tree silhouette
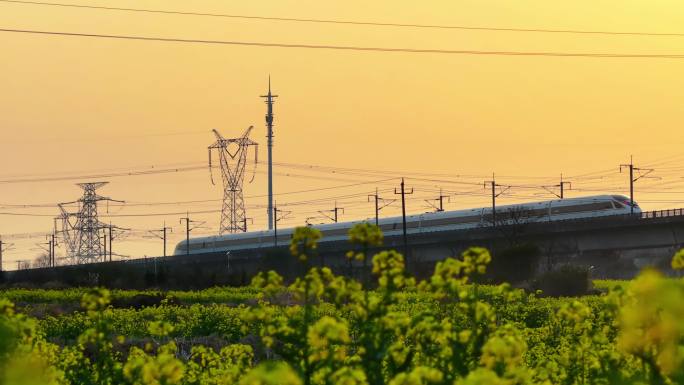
[32,252,51,268]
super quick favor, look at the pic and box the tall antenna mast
[261,77,278,230]
[208,127,258,234]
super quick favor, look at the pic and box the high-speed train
[173,195,640,256]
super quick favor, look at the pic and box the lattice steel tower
[58,182,121,264]
[56,203,78,263]
[209,127,258,234]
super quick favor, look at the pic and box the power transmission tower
[58,182,123,264]
[75,182,107,263]
[394,178,414,258]
[149,222,173,257]
[273,201,291,247]
[368,188,395,225]
[483,174,511,226]
[425,188,450,212]
[620,156,657,214]
[320,202,344,223]
[261,77,278,230]
[208,127,258,235]
[56,204,78,262]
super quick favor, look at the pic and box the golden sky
[1,0,683,269]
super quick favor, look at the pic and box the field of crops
[1,224,683,385]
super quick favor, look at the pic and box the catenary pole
[394,178,413,259]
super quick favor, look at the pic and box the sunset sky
[1,0,684,269]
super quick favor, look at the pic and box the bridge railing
[641,208,684,219]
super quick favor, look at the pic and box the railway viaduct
[3,209,684,288]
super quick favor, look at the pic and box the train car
[173,195,640,256]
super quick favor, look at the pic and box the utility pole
[102,234,107,262]
[149,222,173,257]
[487,179,496,225]
[50,232,56,267]
[334,203,342,223]
[273,201,291,247]
[179,214,204,256]
[261,77,278,230]
[273,203,278,247]
[320,202,344,223]
[181,215,190,256]
[620,156,656,214]
[425,188,450,212]
[162,225,169,257]
[559,174,571,199]
[369,189,380,225]
[483,174,510,226]
[45,234,54,266]
[0,239,14,272]
[543,174,572,199]
[108,224,113,262]
[368,188,395,226]
[242,217,253,232]
[394,178,414,258]
[95,223,126,263]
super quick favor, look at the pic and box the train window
[321,228,350,238]
[215,237,262,248]
[490,207,548,222]
[597,202,614,210]
[407,221,420,229]
[550,202,613,215]
[421,216,481,227]
[454,215,482,224]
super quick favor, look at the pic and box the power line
[0,156,671,188]
[0,160,204,179]
[3,0,684,38]
[0,165,206,184]
[0,159,399,186]
[0,188,397,218]
[3,28,684,59]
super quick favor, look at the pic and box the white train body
[173,195,639,256]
